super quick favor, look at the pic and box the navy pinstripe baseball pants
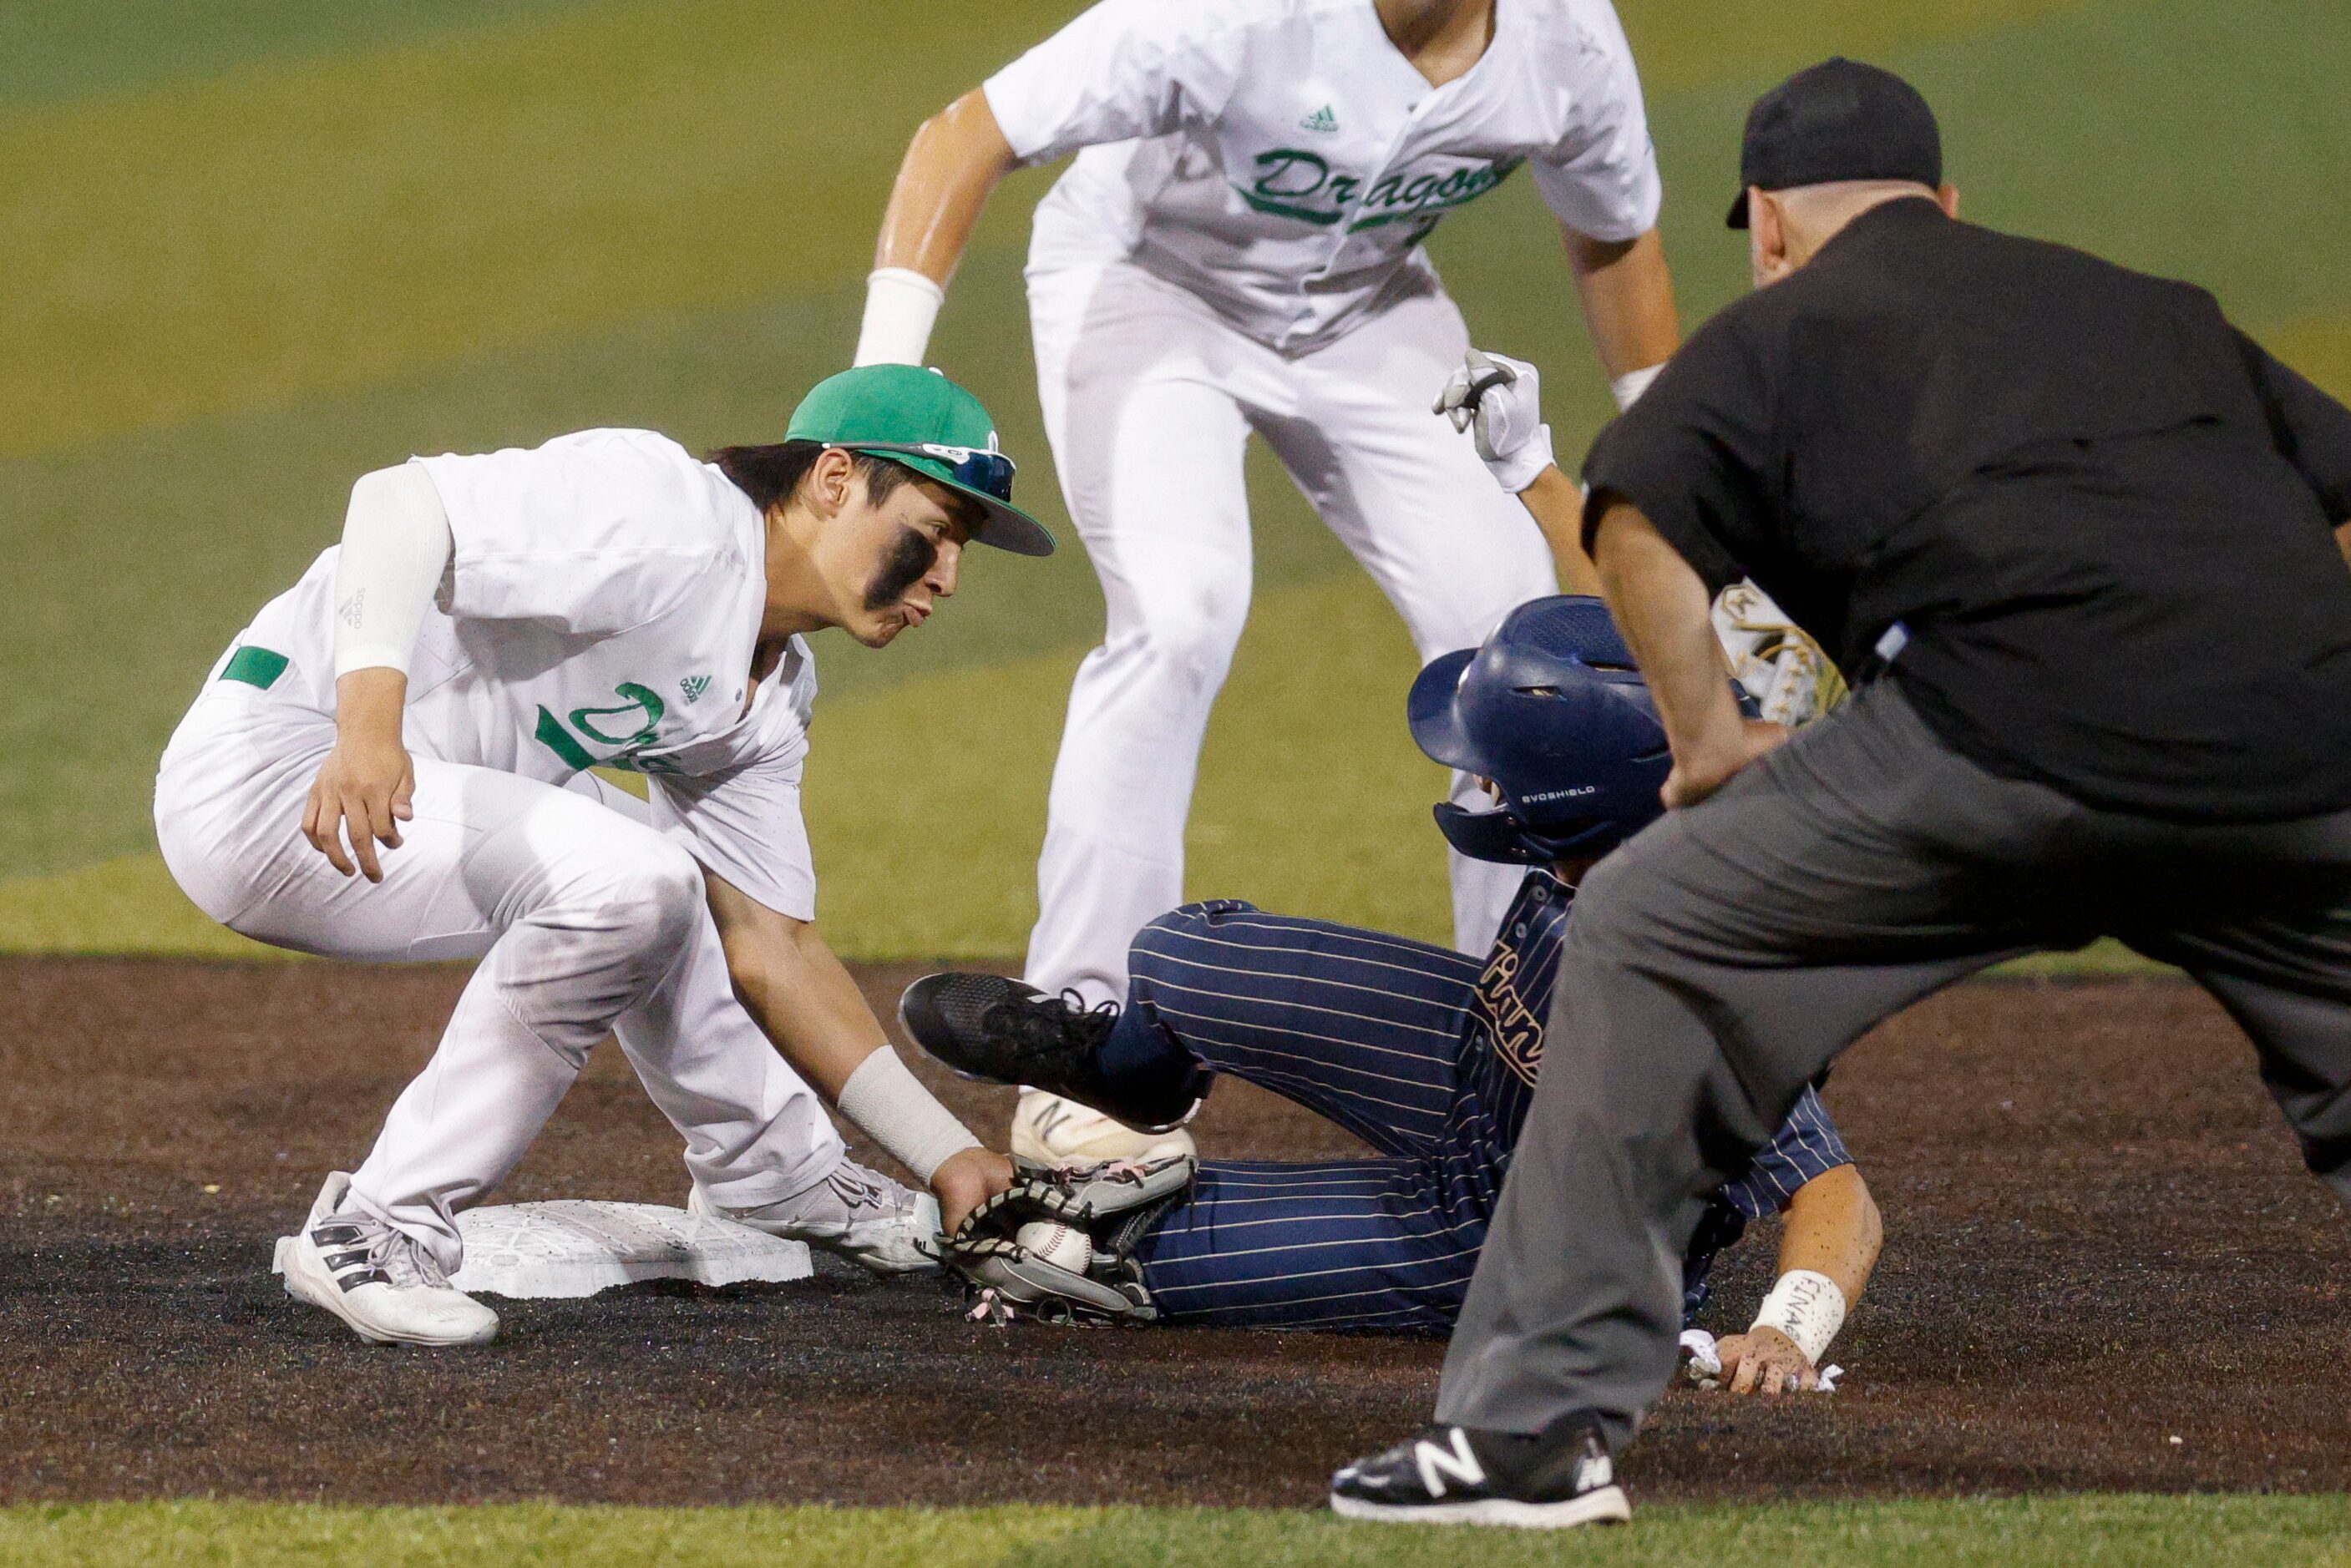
[1125,893,1849,1331]
[1129,900,1500,1331]
[1128,888,1842,1335]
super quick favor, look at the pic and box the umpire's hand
[1664,718,1790,808]
[1712,1327,1823,1396]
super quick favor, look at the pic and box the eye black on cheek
[862,524,939,611]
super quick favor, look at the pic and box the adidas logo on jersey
[679,675,710,705]
[1299,104,1339,134]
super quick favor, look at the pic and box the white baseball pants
[154,690,842,1272]
[1024,260,1556,1007]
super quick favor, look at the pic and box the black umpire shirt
[1583,197,2351,822]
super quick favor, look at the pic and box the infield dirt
[2,961,2344,1507]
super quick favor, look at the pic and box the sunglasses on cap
[846,442,1018,504]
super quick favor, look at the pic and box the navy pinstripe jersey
[1128,872,1854,1331]
[1467,871,1846,1222]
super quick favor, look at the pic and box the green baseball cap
[784,364,1054,557]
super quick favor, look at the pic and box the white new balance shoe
[688,1159,940,1275]
[1011,1090,1198,1167]
[276,1172,499,1348]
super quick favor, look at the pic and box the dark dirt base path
[2,959,2345,1506]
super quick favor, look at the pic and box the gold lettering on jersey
[1473,944,1544,1087]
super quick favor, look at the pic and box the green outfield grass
[3,1496,2348,1567]
[5,0,2348,958]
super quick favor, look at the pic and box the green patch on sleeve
[220,645,289,690]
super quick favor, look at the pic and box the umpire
[1335,58,2351,1528]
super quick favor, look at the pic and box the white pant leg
[169,741,703,1270]
[568,776,843,1208]
[155,706,833,1267]
[1023,263,1257,1008]
[1251,289,1560,954]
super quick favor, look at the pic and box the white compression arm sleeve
[853,267,946,367]
[332,464,453,679]
[835,1047,981,1184]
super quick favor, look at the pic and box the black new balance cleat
[1330,1418,1630,1529]
[896,973,1200,1134]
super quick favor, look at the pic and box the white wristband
[1751,1268,1847,1365]
[853,267,946,367]
[835,1047,980,1184]
[1610,362,1665,412]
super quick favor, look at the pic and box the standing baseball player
[155,365,1044,1347]
[855,0,1685,1165]
[899,598,1880,1404]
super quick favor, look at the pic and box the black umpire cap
[1728,58,1943,229]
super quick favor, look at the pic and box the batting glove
[1433,348,1556,493]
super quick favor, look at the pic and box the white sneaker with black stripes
[277,1172,499,1348]
[1330,1419,1630,1528]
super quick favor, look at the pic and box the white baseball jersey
[985,0,1661,354]
[215,429,821,919]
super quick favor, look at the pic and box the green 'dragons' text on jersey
[985,0,1662,355]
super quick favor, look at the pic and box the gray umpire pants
[1435,680,2351,1447]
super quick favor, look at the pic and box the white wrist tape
[853,267,946,367]
[1610,362,1665,412]
[1751,1268,1847,1365]
[835,1047,980,1184]
[332,463,453,679]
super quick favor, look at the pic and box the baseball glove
[938,1154,1196,1326]
[1712,582,1847,729]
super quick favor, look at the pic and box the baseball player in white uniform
[855,0,1689,1164]
[154,366,1044,1347]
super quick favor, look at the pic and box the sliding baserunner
[156,367,1045,1346]
[900,597,1880,1399]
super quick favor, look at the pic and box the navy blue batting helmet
[1406,595,1678,865]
